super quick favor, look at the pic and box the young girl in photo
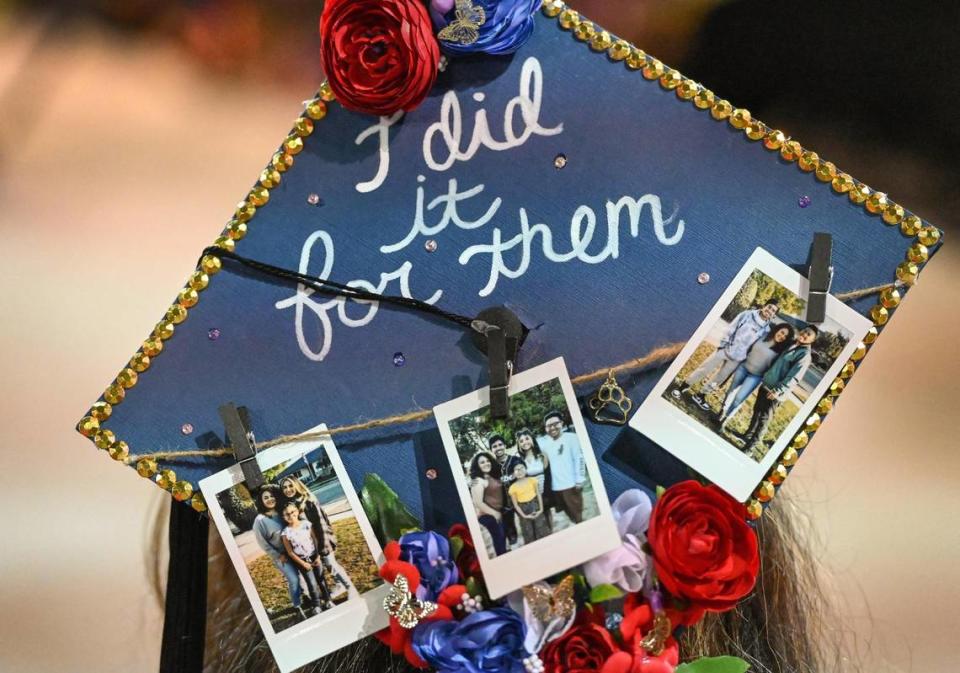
[280,476,353,597]
[280,502,334,616]
[507,462,551,545]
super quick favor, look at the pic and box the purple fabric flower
[583,490,653,593]
[430,0,540,56]
[399,530,459,601]
[412,606,528,673]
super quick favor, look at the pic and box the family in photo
[454,390,599,558]
[252,477,354,623]
[665,268,849,461]
[213,445,385,634]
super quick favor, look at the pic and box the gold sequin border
[540,0,942,518]
[74,84,337,512]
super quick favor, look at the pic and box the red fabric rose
[541,624,619,673]
[647,481,759,612]
[448,523,482,579]
[375,542,463,668]
[319,0,440,116]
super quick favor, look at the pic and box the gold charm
[638,611,672,656]
[383,574,438,629]
[588,370,633,425]
[437,0,486,46]
[521,575,576,623]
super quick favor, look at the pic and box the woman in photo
[507,462,551,545]
[516,427,553,526]
[280,475,352,597]
[251,484,308,618]
[468,451,507,556]
[718,323,795,429]
[280,502,334,616]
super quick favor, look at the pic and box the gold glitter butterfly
[521,575,576,623]
[639,611,672,656]
[437,0,486,46]
[383,574,438,629]
[588,370,633,425]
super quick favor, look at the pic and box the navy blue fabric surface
[92,13,942,528]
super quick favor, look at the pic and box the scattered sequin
[393,352,406,367]
[425,468,438,480]
[181,423,194,435]
[697,272,710,285]
[798,195,812,208]
[424,239,438,253]
[307,193,322,206]
[207,328,221,340]
[554,154,567,169]
[605,612,624,631]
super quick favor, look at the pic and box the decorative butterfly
[521,575,576,624]
[383,574,438,629]
[638,610,672,656]
[437,0,486,46]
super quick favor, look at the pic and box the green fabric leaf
[589,583,624,604]
[359,473,422,547]
[676,656,751,673]
[449,535,465,561]
[655,484,666,498]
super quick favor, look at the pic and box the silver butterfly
[383,574,438,629]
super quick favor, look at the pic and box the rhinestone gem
[425,468,438,480]
[172,481,194,502]
[768,464,788,485]
[625,48,646,70]
[108,441,129,462]
[605,613,624,630]
[907,243,929,264]
[608,39,631,61]
[307,193,322,206]
[780,140,802,162]
[181,423,194,435]
[900,214,922,236]
[918,225,941,246]
[880,287,901,308]
[136,458,159,478]
[756,481,776,502]
[780,447,799,467]
[642,59,665,80]
[882,203,905,225]
[156,469,177,491]
[798,151,819,172]
[865,191,888,214]
[763,130,786,150]
[78,416,99,437]
[798,195,812,208]
[207,327,221,341]
[729,108,751,129]
[697,272,710,284]
[190,494,207,512]
[849,183,871,204]
[393,352,406,367]
[832,173,854,193]
[746,500,763,520]
[693,88,715,109]
[710,99,733,120]
[424,239,438,253]
[554,154,567,169]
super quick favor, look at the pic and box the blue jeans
[277,558,304,607]
[479,514,507,556]
[722,365,763,418]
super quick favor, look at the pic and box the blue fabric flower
[412,607,528,673]
[430,0,540,56]
[398,530,459,601]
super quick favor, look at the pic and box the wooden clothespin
[807,232,833,324]
[218,403,264,490]
[470,307,524,420]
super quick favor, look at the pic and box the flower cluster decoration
[375,481,759,673]
[319,0,541,116]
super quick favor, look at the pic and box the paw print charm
[587,370,633,425]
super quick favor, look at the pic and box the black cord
[200,246,477,331]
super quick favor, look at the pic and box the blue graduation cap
[76,3,943,530]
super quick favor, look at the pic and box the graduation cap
[75,1,943,670]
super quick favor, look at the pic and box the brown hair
[155,491,855,673]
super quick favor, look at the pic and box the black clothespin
[219,403,264,490]
[807,233,834,324]
[470,307,524,420]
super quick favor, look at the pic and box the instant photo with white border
[434,357,620,599]
[200,424,389,673]
[629,247,872,502]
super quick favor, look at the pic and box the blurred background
[0,1,957,672]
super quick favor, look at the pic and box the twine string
[125,283,891,465]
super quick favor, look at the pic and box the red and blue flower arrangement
[374,481,761,673]
[319,0,541,116]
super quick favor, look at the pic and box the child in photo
[507,462,551,545]
[280,502,334,615]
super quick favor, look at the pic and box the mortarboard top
[76,4,943,527]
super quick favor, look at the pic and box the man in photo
[734,324,818,452]
[672,302,779,410]
[537,411,585,524]
[489,434,523,546]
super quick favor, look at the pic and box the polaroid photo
[629,247,872,502]
[200,425,389,673]
[434,357,620,599]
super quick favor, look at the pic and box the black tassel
[160,501,209,673]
